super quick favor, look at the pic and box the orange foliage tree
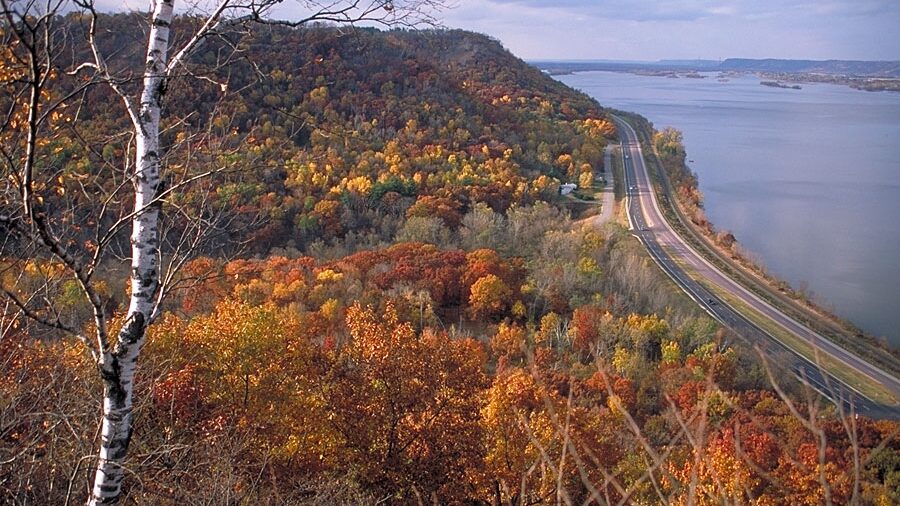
[331,302,488,500]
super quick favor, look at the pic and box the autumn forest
[1,5,898,505]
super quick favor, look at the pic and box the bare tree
[0,0,445,503]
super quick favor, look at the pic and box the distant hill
[657,59,720,69]
[720,58,900,77]
[534,58,900,78]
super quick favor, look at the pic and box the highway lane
[613,115,900,419]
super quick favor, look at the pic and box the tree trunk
[88,0,171,503]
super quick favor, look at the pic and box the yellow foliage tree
[491,321,527,360]
[172,300,338,470]
[468,274,512,319]
[578,169,594,189]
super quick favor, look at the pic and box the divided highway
[613,115,900,419]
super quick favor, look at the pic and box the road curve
[613,115,900,419]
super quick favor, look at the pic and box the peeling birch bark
[87,0,171,503]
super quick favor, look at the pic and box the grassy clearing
[611,144,625,202]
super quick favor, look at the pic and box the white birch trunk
[88,0,172,503]
[81,1,436,502]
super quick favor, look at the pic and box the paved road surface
[613,115,900,419]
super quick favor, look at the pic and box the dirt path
[575,144,617,227]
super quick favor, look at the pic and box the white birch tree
[0,0,444,503]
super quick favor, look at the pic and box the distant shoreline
[536,60,900,92]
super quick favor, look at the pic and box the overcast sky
[91,0,900,62]
[439,0,900,61]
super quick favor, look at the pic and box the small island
[761,80,802,90]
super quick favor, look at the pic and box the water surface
[556,70,900,346]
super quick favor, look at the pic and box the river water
[556,70,900,346]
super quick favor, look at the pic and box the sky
[438,0,900,61]
[88,0,900,62]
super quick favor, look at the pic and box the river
[555,70,900,346]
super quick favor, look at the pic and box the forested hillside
[52,18,614,255]
[2,15,898,504]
